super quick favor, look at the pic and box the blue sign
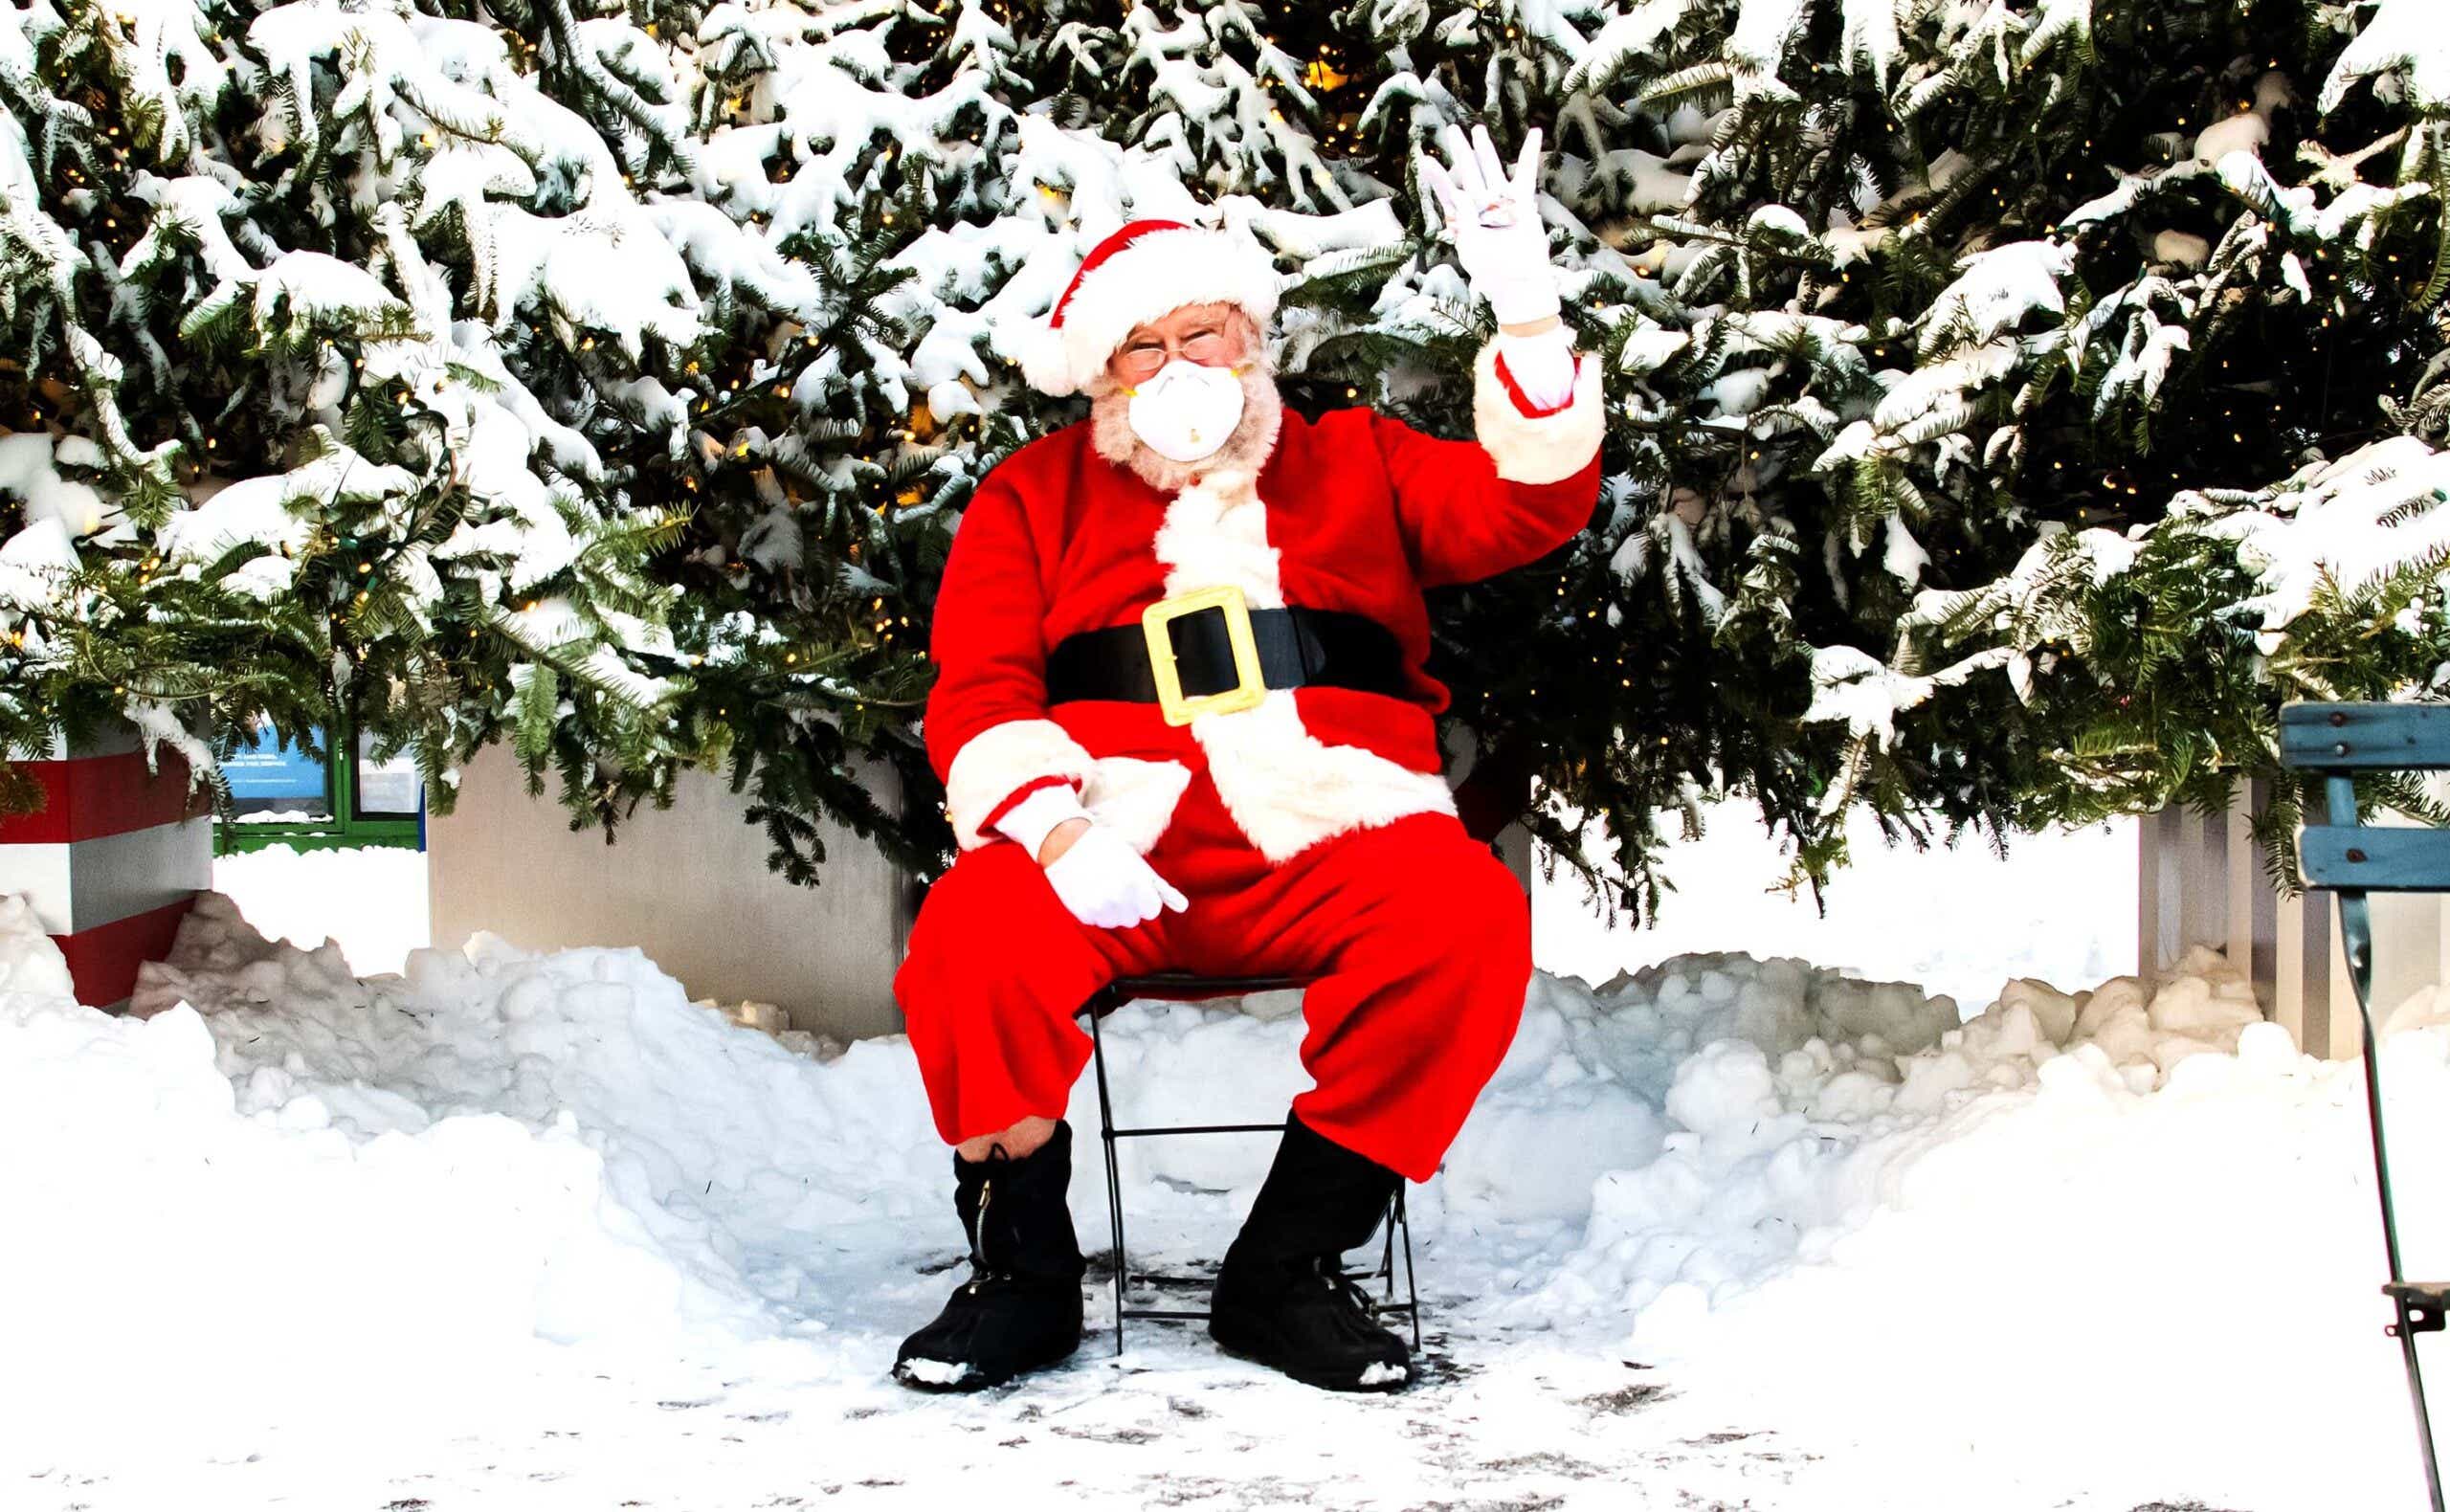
[224,726,329,802]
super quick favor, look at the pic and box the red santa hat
[1006,219,1281,397]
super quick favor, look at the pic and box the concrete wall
[427,742,916,1039]
[430,725,1532,1044]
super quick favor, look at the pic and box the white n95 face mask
[1125,359,1246,463]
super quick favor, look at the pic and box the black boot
[893,1120,1086,1392]
[1209,1112,1413,1392]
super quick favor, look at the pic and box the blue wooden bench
[2279,701,2450,1511]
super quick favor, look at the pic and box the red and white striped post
[0,726,212,1011]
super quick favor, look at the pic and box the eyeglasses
[1111,327,1235,383]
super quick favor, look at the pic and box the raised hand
[1419,122,1559,327]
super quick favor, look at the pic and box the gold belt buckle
[1141,584,1266,726]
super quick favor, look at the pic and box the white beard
[1089,360,1284,494]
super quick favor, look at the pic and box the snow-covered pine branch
[0,0,2445,904]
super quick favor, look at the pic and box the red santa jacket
[924,336,1606,865]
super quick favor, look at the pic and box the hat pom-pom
[998,317,1079,397]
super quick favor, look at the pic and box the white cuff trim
[1473,336,1605,486]
[992,783,1092,859]
[944,718,1096,851]
[1079,756,1194,856]
[1495,325,1577,411]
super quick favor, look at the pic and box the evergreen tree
[1,0,2444,920]
[1284,0,2450,915]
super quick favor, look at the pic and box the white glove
[995,784,1189,928]
[1421,122,1559,327]
[1041,823,1191,929]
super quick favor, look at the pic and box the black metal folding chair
[1076,970,1421,1355]
[2280,700,2450,1512]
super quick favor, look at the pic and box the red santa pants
[892,767,1531,1183]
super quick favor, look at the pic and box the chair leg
[1395,1185,1419,1351]
[1086,990,1127,1357]
[2337,887,2446,1512]
[1369,1184,1422,1351]
[1378,1195,1394,1297]
[1082,983,1429,1360]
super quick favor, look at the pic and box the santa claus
[892,126,1604,1394]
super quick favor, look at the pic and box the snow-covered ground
[6,860,2442,1510]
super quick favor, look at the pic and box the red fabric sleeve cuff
[1492,348,1578,419]
[979,774,1082,835]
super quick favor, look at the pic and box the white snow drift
[3,891,2445,1507]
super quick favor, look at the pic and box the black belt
[1045,600,1409,709]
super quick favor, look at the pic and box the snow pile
[115,894,949,1330]
[212,842,432,976]
[1078,940,2450,1505]
[1443,953,1956,1225]
[1,893,931,1464]
[1548,945,2449,1509]
[1532,947,2269,1319]
[0,898,1954,1408]
[5,891,2447,1504]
